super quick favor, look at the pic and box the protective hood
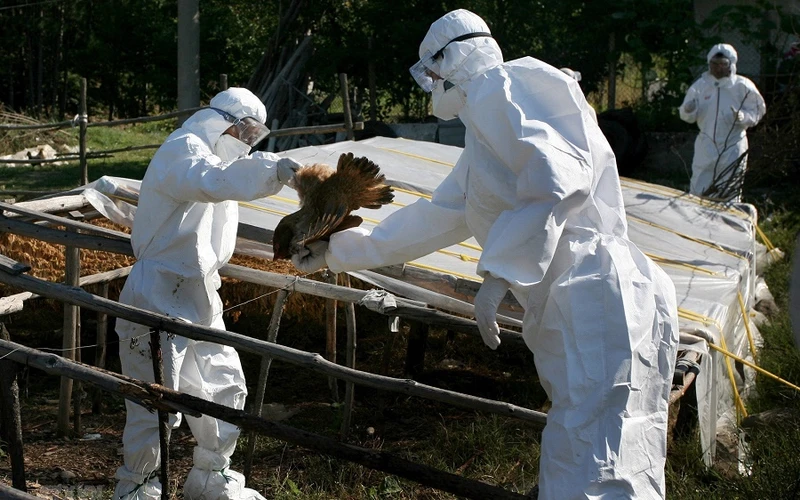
[419,9,503,86]
[181,87,268,152]
[707,43,738,77]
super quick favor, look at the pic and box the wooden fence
[0,198,541,499]
[0,75,364,188]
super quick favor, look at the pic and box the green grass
[2,124,800,498]
[1,121,168,195]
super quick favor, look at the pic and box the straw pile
[0,218,328,322]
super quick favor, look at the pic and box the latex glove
[683,99,697,113]
[731,106,745,122]
[473,274,510,350]
[276,157,304,188]
[291,240,329,273]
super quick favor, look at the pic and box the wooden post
[57,212,81,437]
[70,211,83,436]
[405,321,428,379]
[368,37,377,122]
[92,282,108,414]
[79,78,88,185]
[0,323,26,491]
[339,73,355,140]
[244,289,290,483]
[219,74,228,91]
[340,274,357,439]
[150,329,170,500]
[324,271,339,402]
[607,32,617,111]
[266,118,279,153]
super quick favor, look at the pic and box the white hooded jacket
[115,88,278,500]
[324,9,679,499]
[679,43,766,201]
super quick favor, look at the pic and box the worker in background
[114,87,303,499]
[293,9,679,499]
[679,43,766,202]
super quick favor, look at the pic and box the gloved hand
[276,157,304,188]
[473,274,510,350]
[731,106,745,122]
[291,240,329,273]
[683,100,697,113]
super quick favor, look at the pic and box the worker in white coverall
[293,9,680,499]
[114,87,304,500]
[679,43,766,202]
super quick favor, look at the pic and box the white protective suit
[114,88,285,500]
[679,43,766,202]
[316,9,680,499]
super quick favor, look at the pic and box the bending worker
[114,87,303,499]
[293,9,680,499]
[679,43,766,202]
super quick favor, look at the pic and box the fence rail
[1,76,364,186]
[0,200,541,497]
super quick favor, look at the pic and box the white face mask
[431,80,467,120]
[214,134,251,161]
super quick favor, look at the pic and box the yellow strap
[737,292,758,359]
[406,260,482,281]
[391,186,432,200]
[620,178,755,219]
[677,307,722,331]
[716,330,748,420]
[628,214,745,261]
[645,253,719,276]
[707,342,800,393]
[375,146,456,168]
[754,224,775,251]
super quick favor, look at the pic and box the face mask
[431,80,467,120]
[214,134,251,161]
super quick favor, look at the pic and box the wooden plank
[0,323,26,491]
[340,274,357,439]
[0,200,130,241]
[0,217,134,256]
[325,271,339,403]
[3,194,88,216]
[0,267,131,317]
[266,121,364,138]
[0,271,546,425]
[0,339,528,500]
[0,255,30,276]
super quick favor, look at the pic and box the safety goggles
[409,32,492,92]
[709,57,731,68]
[210,108,270,147]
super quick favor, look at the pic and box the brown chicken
[271,152,394,260]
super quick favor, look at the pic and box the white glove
[683,100,697,113]
[276,157,304,187]
[291,240,329,273]
[731,106,745,122]
[473,274,510,350]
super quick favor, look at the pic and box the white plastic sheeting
[84,136,763,466]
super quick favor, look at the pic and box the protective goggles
[210,108,270,147]
[409,32,492,92]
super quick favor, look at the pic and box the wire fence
[0,76,363,190]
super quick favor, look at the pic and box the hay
[0,217,329,321]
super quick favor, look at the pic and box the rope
[754,224,776,251]
[645,253,720,276]
[706,342,800,393]
[716,330,748,420]
[375,146,456,168]
[737,292,758,359]
[678,308,722,331]
[628,214,746,261]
